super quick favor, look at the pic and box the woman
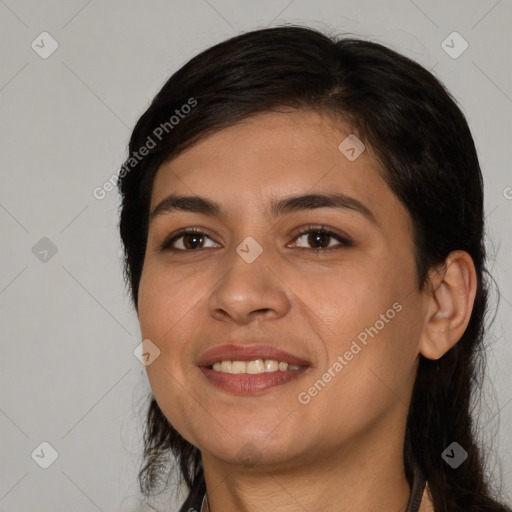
[118,26,511,512]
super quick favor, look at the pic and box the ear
[419,250,478,360]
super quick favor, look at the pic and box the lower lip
[200,366,309,394]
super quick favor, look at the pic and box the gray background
[0,1,511,511]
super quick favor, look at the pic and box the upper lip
[197,344,311,367]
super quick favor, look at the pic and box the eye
[290,225,352,251]
[160,228,219,251]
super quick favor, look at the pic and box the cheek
[137,261,207,341]
[138,276,202,444]
[286,260,406,354]
[137,269,189,397]
[299,263,421,422]
[301,310,420,442]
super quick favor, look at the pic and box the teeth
[264,359,278,372]
[220,361,231,372]
[231,361,247,374]
[210,359,303,374]
[247,360,265,374]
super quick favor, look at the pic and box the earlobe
[419,251,477,360]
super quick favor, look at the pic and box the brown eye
[179,233,204,250]
[292,227,352,250]
[306,231,332,248]
[161,230,219,251]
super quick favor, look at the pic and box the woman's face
[138,110,429,469]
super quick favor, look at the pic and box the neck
[202,410,412,512]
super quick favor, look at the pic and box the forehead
[150,110,405,226]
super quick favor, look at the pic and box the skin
[137,110,476,512]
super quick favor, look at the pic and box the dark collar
[406,465,426,512]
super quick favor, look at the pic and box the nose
[208,248,291,325]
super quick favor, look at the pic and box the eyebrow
[150,192,377,225]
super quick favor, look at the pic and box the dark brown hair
[117,25,511,511]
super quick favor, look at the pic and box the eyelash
[160,225,352,252]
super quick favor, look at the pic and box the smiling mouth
[200,359,309,394]
[209,359,304,374]
[197,344,311,393]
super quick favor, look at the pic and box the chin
[192,422,305,466]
